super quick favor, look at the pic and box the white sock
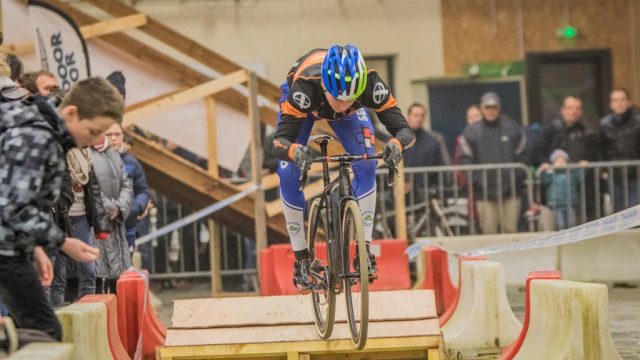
[358,188,376,243]
[281,196,307,252]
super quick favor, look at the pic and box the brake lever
[386,165,399,187]
[298,160,310,191]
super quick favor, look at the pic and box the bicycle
[299,135,396,350]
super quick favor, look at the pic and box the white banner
[28,0,90,90]
[405,205,640,259]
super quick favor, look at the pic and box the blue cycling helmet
[321,44,368,101]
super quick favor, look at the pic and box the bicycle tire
[307,197,336,339]
[342,200,369,350]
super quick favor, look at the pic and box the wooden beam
[123,70,248,126]
[393,162,408,240]
[0,14,147,55]
[79,13,147,39]
[124,87,186,113]
[205,96,219,178]
[248,71,267,285]
[0,42,34,55]
[84,0,281,104]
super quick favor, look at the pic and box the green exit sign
[557,25,579,40]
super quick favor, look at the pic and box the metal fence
[138,194,257,291]
[375,160,640,240]
[531,160,640,231]
[375,163,533,240]
[141,160,640,281]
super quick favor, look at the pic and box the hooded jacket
[0,96,74,256]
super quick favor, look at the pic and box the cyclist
[272,45,415,292]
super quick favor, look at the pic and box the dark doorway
[526,49,612,128]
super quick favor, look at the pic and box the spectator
[459,92,526,234]
[535,96,599,167]
[92,136,133,294]
[540,149,579,230]
[32,71,60,97]
[0,78,124,341]
[49,148,111,305]
[106,71,149,254]
[106,123,149,254]
[402,103,447,203]
[600,88,640,210]
[403,103,446,168]
[453,105,483,228]
[454,104,482,165]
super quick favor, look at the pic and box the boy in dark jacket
[0,78,124,341]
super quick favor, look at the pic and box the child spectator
[541,149,580,230]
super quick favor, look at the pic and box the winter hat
[550,149,569,162]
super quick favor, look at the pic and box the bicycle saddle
[308,135,334,145]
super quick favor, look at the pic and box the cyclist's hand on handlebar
[292,145,316,170]
[382,139,402,168]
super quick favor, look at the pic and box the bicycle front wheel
[342,200,369,350]
[307,197,336,339]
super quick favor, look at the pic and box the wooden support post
[393,161,408,241]
[205,96,219,178]
[248,71,267,290]
[209,220,223,297]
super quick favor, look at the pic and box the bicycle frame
[302,136,390,293]
[309,138,357,293]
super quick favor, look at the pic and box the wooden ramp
[157,290,444,359]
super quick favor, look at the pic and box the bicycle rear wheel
[307,197,336,339]
[342,200,369,350]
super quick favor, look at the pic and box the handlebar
[298,153,398,191]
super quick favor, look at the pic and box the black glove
[382,139,402,168]
[292,145,315,170]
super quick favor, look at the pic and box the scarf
[67,147,93,185]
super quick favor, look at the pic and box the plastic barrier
[6,343,74,360]
[415,246,458,316]
[259,240,411,296]
[438,255,486,327]
[499,271,562,360]
[504,279,622,359]
[56,302,112,360]
[117,270,167,360]
[441,260,522,358]
[258,247,276,296]
[78,294,131,360]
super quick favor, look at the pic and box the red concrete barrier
[499,271,562,360]
[417,246,458,316]
[78,294,130,360]
[259,240,411,296]
[116,271,166,360]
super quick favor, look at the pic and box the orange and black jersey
[273,48,414,161]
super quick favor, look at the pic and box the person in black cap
[459,91,526,234]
